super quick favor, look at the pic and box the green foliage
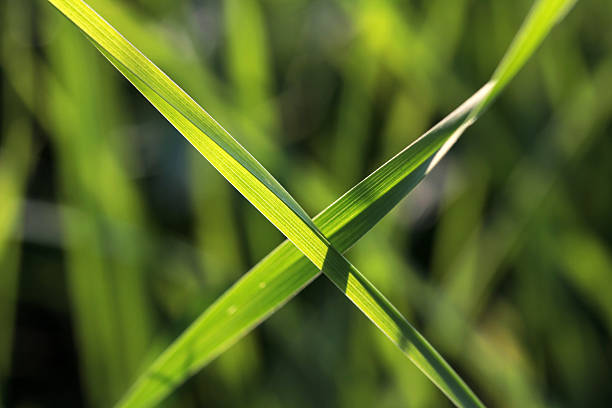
[44,0,575,407]
[2,0,611,407]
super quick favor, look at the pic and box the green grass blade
[116,72,488,408]
[45,0,575,407]
[0,1,35,396]
[98,46,483,408]
[115,0,574,404]
[47,0,483,405]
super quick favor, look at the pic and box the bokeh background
[2,0,612,407]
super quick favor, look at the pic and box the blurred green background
[2,0,612,407]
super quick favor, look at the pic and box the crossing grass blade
[114,1,575,406]
[45,0,576,407]
[47,1,483,406]
[97,34,483,408]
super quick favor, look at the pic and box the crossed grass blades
[46,0,576,407]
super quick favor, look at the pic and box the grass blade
[116,0,576,404]
[48,0,482,405]
[0,2,35,398]
[45,0,575,406]
[98,45,483,408]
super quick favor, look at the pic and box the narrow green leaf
[48,0,482,406]
[114,0,575,405]
[47,0,323,250]
[45,0,576,407]
[98,46,483,408]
